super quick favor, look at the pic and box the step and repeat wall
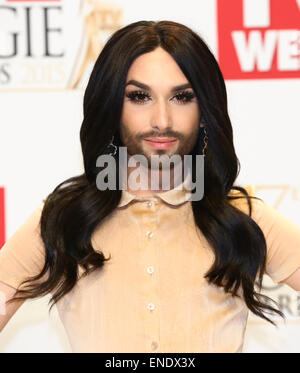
[0,0,299,352]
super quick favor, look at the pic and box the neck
[123,153,184,197]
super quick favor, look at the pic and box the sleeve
[0,202,48,290]
[251,198,300,284]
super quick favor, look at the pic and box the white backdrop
[0,0,299,352]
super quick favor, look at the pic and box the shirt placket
[140,198,161,353]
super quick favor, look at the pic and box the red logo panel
[217,0,300,79]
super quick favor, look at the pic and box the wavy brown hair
[7,20,285,326]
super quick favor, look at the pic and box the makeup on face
[144,138,178,149]
[124,79,196,106]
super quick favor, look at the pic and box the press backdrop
[0,0,299,352]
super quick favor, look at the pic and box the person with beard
[1,20,300,353]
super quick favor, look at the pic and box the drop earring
[201,126,208,157]
[107,136,118,156]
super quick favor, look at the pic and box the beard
[119,122,200,171]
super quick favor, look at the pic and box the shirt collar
[117,172,193,208]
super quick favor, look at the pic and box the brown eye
[173,90,196,104]
[126,90,151,104]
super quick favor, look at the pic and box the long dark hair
[8,20,284,326]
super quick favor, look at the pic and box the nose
[150,98,172,133]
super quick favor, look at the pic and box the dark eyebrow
[125,79,192,93]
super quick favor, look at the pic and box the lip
[144,138,177,149]
[144,137,177,143]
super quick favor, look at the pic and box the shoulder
[228,185,263,217]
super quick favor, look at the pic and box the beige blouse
[1,181,300,353]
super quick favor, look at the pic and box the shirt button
[146,201,153,207]
[147,303,155,311]
[151,341,159,351]
[147,266,154,275]
[146,231,154,239]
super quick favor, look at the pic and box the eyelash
[125,90,196,104]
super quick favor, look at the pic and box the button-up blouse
[1,180,300,352]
